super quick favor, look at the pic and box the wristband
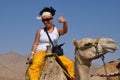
[30,51,35,54]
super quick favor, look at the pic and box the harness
[75,37,109,80]
[75,37,101,66]
[75,43,96,67]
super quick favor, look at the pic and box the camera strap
[44,27,55,47]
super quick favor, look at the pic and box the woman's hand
[26,53,34,64]
[58,16,66,23]
[57,15,68,35]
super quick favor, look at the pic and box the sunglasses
[42,17,53,22]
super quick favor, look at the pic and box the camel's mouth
[103,46,118,53]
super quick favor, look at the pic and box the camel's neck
[75,61,90,80]
[75,54,91,80]
[75,51,91,67]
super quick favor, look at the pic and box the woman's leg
[28,51,46,80]
[59,56,74,79]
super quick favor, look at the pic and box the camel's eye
[84,43,92,46]
[79,43,94,50]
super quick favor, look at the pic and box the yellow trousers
[28,51,74,80]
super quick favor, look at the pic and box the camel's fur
[73,38,118,80]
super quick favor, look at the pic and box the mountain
[0,52,27,80]
[90,63,102,74]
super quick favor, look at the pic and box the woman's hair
[39,6,56,16]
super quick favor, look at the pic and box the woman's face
[42,16,53,28]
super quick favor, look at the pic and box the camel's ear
[73,39,78,47]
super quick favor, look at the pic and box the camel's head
[73,37,118,60]
[105,58,120,69]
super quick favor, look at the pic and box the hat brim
[36,16,42,20]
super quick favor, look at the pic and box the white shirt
[36,27,59,51]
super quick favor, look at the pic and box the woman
[26,6,74,80]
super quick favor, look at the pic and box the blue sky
[0,0,120,64]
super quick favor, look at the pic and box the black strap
[44,27,55,47]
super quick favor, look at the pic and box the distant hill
[0,52,27,80]
[90,63,102,74]
[0,52,101,80]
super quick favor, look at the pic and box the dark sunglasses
[42,17,53,22]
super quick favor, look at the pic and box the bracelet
[30,51,35,54]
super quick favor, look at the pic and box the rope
[94,37,109,80]
[101,55,109,80]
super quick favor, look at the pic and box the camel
[90,58,120,80]
[73,37,118,80]
[39,45,72,80]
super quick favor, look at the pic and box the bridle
[75,37,101,67]
[75,37,109,80]
[76,37,101,53]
